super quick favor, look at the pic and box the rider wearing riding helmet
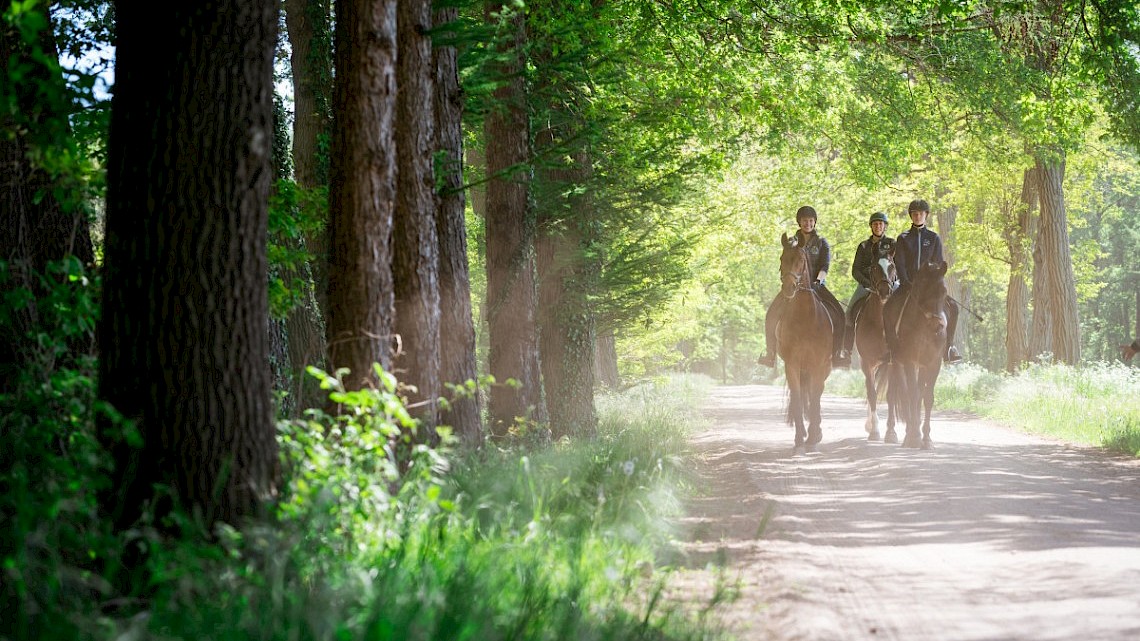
[758,205,848,368]
[881,199,962,364]
[840,211,897,363]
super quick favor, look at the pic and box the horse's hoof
[902,436,921,448]
[793,445,807,457]
[805,442,819,454]
[922,439,934,450]
[867,429,881,442]
[884,430,899,444]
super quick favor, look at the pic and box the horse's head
[870,255,898,299]
[911,261,949,330]
[779,232,812,297]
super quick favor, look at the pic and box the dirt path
[670,384,1140,641]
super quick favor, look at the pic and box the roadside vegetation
[827,362,1140,457]
[2,318,727,641]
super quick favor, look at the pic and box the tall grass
[829,359,1140,457]
[3,346,727,641]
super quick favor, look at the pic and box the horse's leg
[884,363,900,444]
[901,364,923,448]
[863,362,881,441]
[806,372,824,451]
[921,365,939,450]
[786,366,807,455]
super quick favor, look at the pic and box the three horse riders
[881,199,963,365]
[758,205,848,369]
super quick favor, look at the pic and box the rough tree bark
[535,141,598,440]
[1034,154,1081,364]
[393,0,441,433]
[433,5,483,444]
[483,0,545,435]
[100,0,279,529]
[326,0,397,390]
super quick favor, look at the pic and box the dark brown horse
[854,255,901,443]
[884,261,949,449]
[776,233,835,454]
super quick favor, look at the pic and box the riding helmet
[869,211,888,225]
[796,206,818,222]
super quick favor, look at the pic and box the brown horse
[776,233,835,455]
[854,256,901,443]
[884,261,949,449]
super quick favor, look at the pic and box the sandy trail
[669,384,1140,640]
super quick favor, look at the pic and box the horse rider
[881,199,963,365]
[840,211,897,362]
[758,205,849,368]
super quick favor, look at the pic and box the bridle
[781,244,815,299]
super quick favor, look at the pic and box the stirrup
[945,346,963,364]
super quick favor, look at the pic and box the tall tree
[393,0,441,432]
[483,0,545,435]
[432,5,482,443]
[283,0,333,409]
[1004,168,1034,370]
[326,0,398,390]
[99,0,279,529]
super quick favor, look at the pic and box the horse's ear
[936,260,948,276]
[781,232,790,247]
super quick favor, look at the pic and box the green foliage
[267,179,328,319]
[832,361,1140,457]
[0,259,116,641]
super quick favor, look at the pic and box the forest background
[2,0,1140,639]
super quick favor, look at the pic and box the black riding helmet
[869,211,888,225]
[796,206,818,222]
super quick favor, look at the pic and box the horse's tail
[873,361,890,402]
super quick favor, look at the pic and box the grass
[827,359,1140,457]
[3,365,728,641]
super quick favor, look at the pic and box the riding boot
[944,297,962,363]
[758,296,783,367]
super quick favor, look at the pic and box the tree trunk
[393,0,441,434]
[536,141,598,440]
[326,0,397,390]
[1027,165,1052,362]
[483,0,545,436]
[100,1,279,529]
[1004,169,1034,372]
[433,5,483,445]
[595,328,620,388]
[283,0,331,410]
[936,203,968,357]
[1035,154,1081,364]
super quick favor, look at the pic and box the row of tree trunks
[433,5,483,444]
[483,0,546,436]
[99,1,280,529]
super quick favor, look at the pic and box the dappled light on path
[668,384,1140,641]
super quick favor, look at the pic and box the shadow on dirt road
[668,384,1140,641]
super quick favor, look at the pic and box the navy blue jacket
[791,229,831,283]
[851,234,895,289]
[894,225,943,285]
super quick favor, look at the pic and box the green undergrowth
[2,277,728,641]
[827,360,1140,457]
